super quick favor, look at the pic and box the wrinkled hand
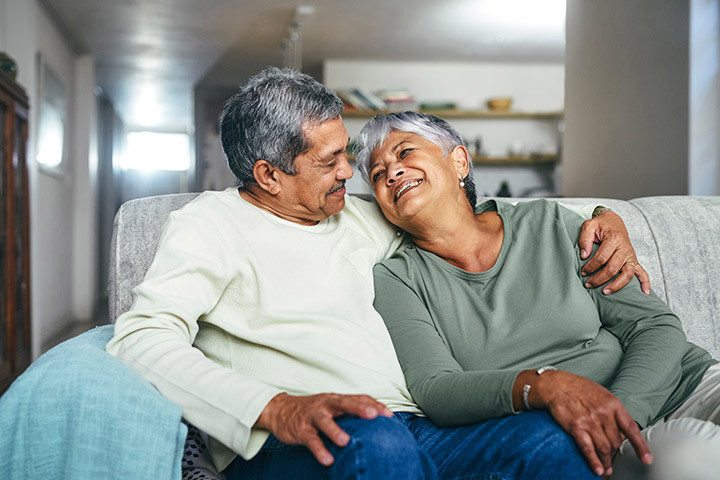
[255,392,393,466]
[535,371,652,477]
[578,210,651,295]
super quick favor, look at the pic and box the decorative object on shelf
[496,180,512,197]
[419,102,458,111]
[0,52,18,78]
[507,139,525,157]
[486,97,513,112]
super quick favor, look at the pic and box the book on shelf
[335,89,371,110]
[353,88,387,110]
[335,87,419,111]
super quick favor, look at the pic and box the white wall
[563,0,691,199]
[690,0,720,195]
[323,60,565,197]
[71,56,98,320]
[1,0,99,357]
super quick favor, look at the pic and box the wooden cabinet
[0,70,31,394]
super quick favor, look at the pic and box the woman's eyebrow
[369,140,411,172]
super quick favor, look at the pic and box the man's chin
[324,196,346,217]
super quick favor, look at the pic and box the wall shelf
[347,153,559,166]
[342,109,563,120]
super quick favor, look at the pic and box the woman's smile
[394,179,423,202]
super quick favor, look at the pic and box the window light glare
[37,104,64,167]
[122,131,190,171]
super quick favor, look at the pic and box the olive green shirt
[373,199,715,428]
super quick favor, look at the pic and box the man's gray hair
[220,67,344,188]
[354,111,477,206]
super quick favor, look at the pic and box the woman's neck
[410,207,504,273]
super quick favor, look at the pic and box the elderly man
[107,67,648,480]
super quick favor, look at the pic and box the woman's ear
[450,145,471,179]
[252,160,281,195]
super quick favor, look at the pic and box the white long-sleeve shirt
[106,188,419,470]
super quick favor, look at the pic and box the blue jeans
[224,411,598,480]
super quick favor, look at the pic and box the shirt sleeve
[106,210,283,464]
[557,202,603,220]
[555,204,687,427]
[586,265,687,427]
[373,261,520,427]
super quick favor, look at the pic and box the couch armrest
[0,325,187,479]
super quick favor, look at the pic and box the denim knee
[520,412,598,480]
[332,415,437,480]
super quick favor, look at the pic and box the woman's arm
[373,262,521,426]
[588,270,688,425]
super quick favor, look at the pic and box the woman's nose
[387,167,405,184]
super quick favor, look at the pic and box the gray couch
[1,193,719,478]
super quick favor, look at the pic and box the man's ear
[252,160,282,195]
[450,145,471,179]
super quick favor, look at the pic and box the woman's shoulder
[374,244,424,282]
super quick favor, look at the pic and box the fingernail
[338,433,350,445]
[581,249,587,258]
[585,282,591,288]
[606,467,613,476]
[365,407,378,417]
[603,288,611,295]
[643,453,653,464]
[321,454,334,466]
[595,467,604,475]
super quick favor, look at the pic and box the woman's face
[367,130,467,230]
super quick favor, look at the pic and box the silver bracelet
[522,366,557,411]
[522,384,533,411]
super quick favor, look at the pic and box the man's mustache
[327,180,346,195]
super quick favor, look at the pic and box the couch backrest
[108,193,720,358]
[109,192,200,323]
[629,196,720,358]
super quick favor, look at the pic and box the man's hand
[255,392,393,466]
[520,370,653,477]
[578,210,651,295]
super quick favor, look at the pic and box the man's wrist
[592,206,612,218]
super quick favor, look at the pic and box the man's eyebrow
[333,135,350,155]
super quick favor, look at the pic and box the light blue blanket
[0,324,187,479]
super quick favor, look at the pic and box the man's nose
[337,154,353,180]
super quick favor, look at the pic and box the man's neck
[238,188,321,226]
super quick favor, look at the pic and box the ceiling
[41,0,566,132]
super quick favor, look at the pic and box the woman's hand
[578,210,651,295]
[514,369,652,477]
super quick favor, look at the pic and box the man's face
[275,117,353,224]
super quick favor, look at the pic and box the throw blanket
[0,324,187,479]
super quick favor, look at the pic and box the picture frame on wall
[36,54,67,177]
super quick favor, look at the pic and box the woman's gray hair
[220,67,344,188]
[354,111,477,206]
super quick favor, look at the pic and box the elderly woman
[355,111,720,479]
